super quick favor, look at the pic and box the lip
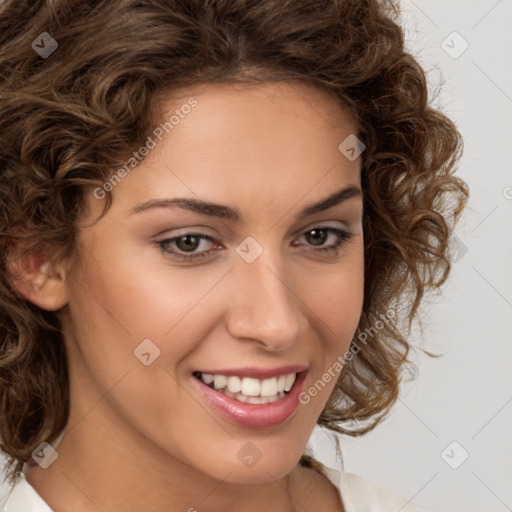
[193,364,308,379]
[191,369,308,429]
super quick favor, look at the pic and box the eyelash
[156,226,354,262]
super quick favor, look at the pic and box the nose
[225,252,308,352]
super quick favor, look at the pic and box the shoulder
[316,463,425,512]
[0,472,53,512]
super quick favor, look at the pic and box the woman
[0,0,468,510]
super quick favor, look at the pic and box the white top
[0,464,422,511]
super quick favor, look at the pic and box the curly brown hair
[0,0,468,484]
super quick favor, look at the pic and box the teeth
[227,376,242,393]
[198,371,298,403]
[235,392,248,402]
[284,373,295,392]
[224,388,285,404]
[213,374,227,390]
[260,377,278,397]
[241,377,260,396]
[202,373,214,385]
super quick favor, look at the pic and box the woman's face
[60,80,364,484]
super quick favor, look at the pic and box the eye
[157,233,217,261]
[292,226,354,255]
[156,225,354,262]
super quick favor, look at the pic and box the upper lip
[194,365,308,379]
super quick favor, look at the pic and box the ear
[6,244,69,311]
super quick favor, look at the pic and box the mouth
[190,367,308,428]
[192,370,298,405]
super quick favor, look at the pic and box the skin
[17,80,364,512]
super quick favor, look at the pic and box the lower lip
[191,371,307,429]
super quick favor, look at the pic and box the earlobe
[6,247,69,311]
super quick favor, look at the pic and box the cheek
[63,248,217,443]
[300,257,364,404]
[304,256,364,340]
[69,235,228,342]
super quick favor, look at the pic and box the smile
[193,371,297,404]
[191,367,308,428]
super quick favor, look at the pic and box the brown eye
[157,233,216,260]
[304,228,329,246]
[157,226,353,263]
[294,227,353,253]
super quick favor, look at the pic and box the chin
[220,461,298,485]
[199,443,303,485]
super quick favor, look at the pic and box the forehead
[147,80,359,179]
[159,79,357,136]
[86,80,362,222]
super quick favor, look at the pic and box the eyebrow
[128,184,362,221]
